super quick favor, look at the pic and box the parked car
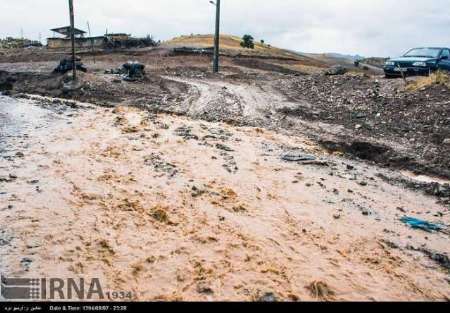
[384,47,450,78]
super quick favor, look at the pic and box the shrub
[240,35,255,49]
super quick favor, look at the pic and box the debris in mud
[106,61,146,82]
[122,62,146,82]
[144,153,178,178]
[306,281,335,301]
[54,57,87,74]
[400,216,443,233]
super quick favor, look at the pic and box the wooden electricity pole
[87,21,96,64]
[213,0,221,73]
[68,0,77,81]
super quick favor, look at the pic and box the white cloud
[1,0,449,57]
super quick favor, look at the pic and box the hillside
[162,34,321,63]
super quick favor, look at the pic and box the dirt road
[1,95,449,301]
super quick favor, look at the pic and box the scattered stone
[20,257,33,271]
[216,143,234,152]
[196,283,214,295]
[325,65,347,76]
[359,181,368,186]
[0,229,13,246]
[173,126,199,141]
[258,292,278,302]
[144,153,178,178]
[191,186,206,198]
[15,152,24,158]
[281,151,316,162]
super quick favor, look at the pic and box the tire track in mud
[164,76,288,126]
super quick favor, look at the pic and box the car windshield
[404,48,441,58]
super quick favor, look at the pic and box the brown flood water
[0,96,449,301]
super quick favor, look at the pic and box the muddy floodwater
[0,95,449,301]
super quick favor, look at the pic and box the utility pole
[68,0,77,81]
[212,0,221,73]
[87,21,96,63]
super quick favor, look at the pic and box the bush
[240,35,255,49]
[406,70,450,92]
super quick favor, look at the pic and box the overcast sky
[1,0,449,57]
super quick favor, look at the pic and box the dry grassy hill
[162,34,320,63]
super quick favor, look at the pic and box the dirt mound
[275,73,450,178]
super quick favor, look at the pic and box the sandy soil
[1,96,449,301]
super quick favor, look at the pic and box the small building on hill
[47,27,158,50]
[47,26,105,49]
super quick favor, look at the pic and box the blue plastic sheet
[400,216,442,233]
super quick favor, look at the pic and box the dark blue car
[384,47,450,78]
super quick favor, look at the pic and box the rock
[281,151,316,162]
[325,65,347,76]
[173,126,198,141]
[0,229,13,246]
[15,152,24,158]
[216,143,234,152]
[443,138,450,146]
[196,283,214,295]
[258,292,278,302]
[20,257,33,271]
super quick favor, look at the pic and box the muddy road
[1,95,449,301]
[1,50,450,301]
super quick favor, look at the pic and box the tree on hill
[240,35,255,49]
